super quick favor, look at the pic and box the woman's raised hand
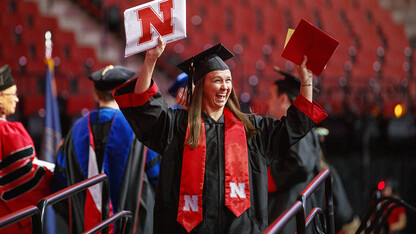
[146,36,166,61]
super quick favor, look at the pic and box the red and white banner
[124,0,186,57]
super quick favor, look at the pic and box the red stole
[177,108,250,232]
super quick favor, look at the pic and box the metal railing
[265,201,305,234]
[0,205,41,233]
[264,169,334,234]
[37,173,110,234]
[82,210,132,234]
[356,196,416,233]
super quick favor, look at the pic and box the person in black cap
[168,72,188,109]
[113,37,327,233]
[53,65,158,234]
[267,67,324,234]
[0,64,53,233]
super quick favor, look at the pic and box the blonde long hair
[185,76,257,149]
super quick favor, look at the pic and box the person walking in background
[267,68,323,234]
[317,127,359,234]
[52,65,157,233]
[143,72,190,188]
[381,179,407,233]
[0,64,53,232]
[168,72,188,110]
[113,37,327,233]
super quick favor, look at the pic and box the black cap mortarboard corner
[168,72,188,97]
[0,65,15,92]
[273,66,319,99]
[273,66,301,101]
[177,43,234,85]
[88,65,135,91]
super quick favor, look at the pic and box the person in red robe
[0,64,53,232]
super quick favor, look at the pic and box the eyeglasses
[0,93,18,97]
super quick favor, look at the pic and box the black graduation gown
[328,165,354,232]
[114,79,326,234]
[52,108,155,234]
[268,129,323,234]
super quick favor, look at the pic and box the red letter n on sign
[137,0,174,45]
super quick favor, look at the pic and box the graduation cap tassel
[185,73,194,107]
[184,61,195,107]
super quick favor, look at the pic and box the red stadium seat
[66,95,95,116]
[20,28,45,46]
[52,30,77,60]
[56,60,84,77]
[33,16,59,34]
[54,75,70,94]
[382,64,407,80]
[289,6,315,25]
[25,60,47,75]
[23,95,45,117]
[328,0,357,10]
[304,0,327,9]
[70,46,97,62]
[2,44,28,60]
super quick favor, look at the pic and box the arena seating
[0,0,111,119]
[0,0,413,119]
[69,0,411,118]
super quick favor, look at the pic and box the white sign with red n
[124,0,186,57]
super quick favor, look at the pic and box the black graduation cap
[0,64,15,92]
[88,65,135,91]
[168,72,188,97]
[177,43,234,106]
[273,65,318,101]
[177,43,234,85]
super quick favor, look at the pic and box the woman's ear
[280,93,290,104]
[0,100,4,115]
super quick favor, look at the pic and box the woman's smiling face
[202,70,232,112]
[0,85,19,117]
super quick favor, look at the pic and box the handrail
[263,201,304,234]
[300,169,330,199]
[298,169,334,234]
[366,200,392,232]
[0,205,41,233]
[305,207,325,229]
[356,196,416,233]
[265,169,334,234]
[82,210,132,234]
[374,203,400,233]
[37,173,110,234]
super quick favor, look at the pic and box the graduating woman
[113,37,327,233]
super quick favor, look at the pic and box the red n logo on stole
[137,0,174,45]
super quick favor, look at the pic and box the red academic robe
[0,119,53,232]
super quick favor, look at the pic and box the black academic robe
[53,108,155,234]
[328,165,354,232]
[268,129,323,234]
[114,79,327,234]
